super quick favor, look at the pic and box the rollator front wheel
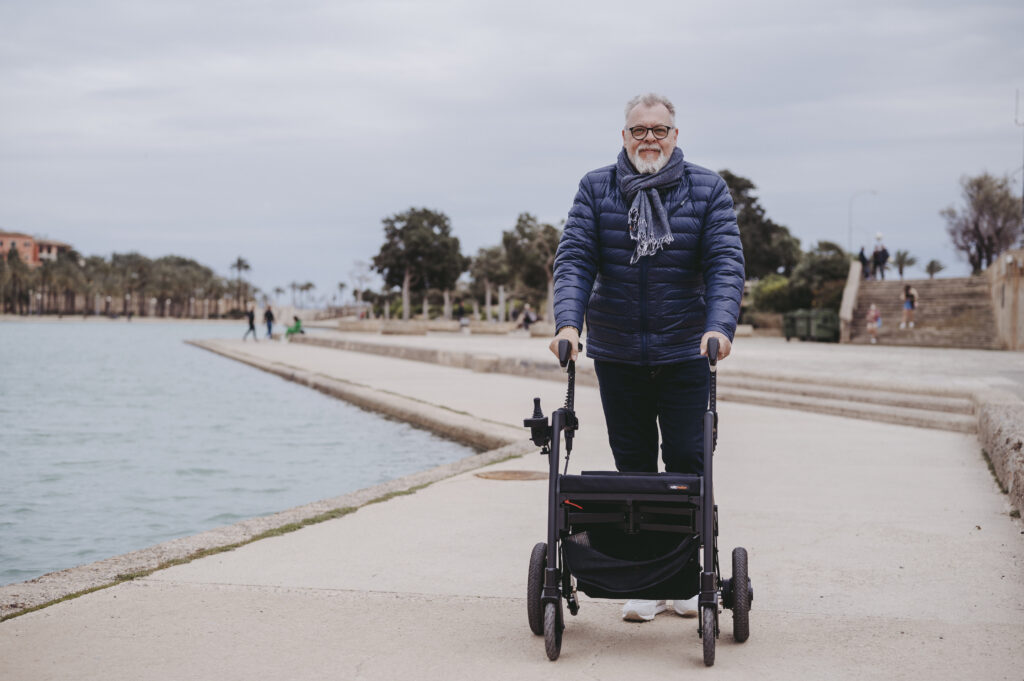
[701,607,716,667]
[544,600,563,661]
[527,542,546,636]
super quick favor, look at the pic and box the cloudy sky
[2,0,1022,300]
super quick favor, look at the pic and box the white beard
[630,146,668,174]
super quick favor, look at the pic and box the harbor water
[0,320,474,585]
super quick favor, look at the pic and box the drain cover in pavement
[475,470,547,481]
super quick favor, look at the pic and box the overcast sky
[2,0,1022,301]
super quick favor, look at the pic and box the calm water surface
[0,320,473,585]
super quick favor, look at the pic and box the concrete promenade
[2,335,1023,679]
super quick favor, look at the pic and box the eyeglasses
[628,125,673,140]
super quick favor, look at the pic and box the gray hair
[624,93,676,124]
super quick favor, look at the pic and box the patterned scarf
[616,147,685,264]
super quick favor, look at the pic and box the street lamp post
[848,189,878,255]
[1015,90,1024,224]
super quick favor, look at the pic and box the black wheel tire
[527,542,546,636]
[702,607,716,667]
[732,547,750,643]
[544,601,563,661]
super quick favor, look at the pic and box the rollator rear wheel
[527,542,546,635]
[544,600,563,661]
[732,547,750,643]
[702,607,716,667]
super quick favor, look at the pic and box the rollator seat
[560,471,701,495]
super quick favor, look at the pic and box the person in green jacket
[285,316,305,338]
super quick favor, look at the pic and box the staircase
[850,277,1000,349]
[720,373,976,433]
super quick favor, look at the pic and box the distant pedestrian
[872,244,890,280]
[517,303,537,331]
[243,306,258,341]
[866,303,881,344]
[900,285,918,329]
[858,247,870,279]
[264,305,275,338]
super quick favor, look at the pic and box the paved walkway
[1,337,1022,680]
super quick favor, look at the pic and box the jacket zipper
[640,256,649,364]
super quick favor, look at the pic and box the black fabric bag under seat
[562,532,700,600]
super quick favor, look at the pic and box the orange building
[0,232,72,267]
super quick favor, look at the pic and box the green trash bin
[810,309,839,343]
[792,309,811,340]
[783,312,797,341]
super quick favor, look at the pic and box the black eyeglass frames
[628,125,673,140]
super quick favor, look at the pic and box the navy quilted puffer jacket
[553,155,745,365]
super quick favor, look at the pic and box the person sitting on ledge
[285,316,305,338]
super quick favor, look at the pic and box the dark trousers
[593,359,709,475]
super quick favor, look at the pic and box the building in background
[0,231,72,267]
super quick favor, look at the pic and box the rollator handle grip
[707,337,719,372]
[557,339,584,369]
[558,339,571,368]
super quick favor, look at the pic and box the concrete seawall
[0,340,531,620]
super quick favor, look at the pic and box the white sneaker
[899,322,906,329]
[622,599,666,621]
[673,597,698,618]
[909,321,914,328]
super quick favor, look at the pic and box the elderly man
[549,93,745,623]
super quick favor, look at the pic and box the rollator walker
[524,338,752,666]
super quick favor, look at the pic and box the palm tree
[0,251,8,313]
[81,255,109,316]
[5,247,32,314]
[273,286,285,304]
[300,282,315,308]
[925,259,945,279]
[892,250,917,280]
[229,257,251,310]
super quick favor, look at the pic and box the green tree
[373,208,468,320]
[230,256,251,309]
[502,213,561,320]
[751,273,794,313]
[0,249,7,313]
[925,259,945,279]
[300,282,315,308]
[4,247,31,314]
[38,260,56,314]
[891,250,917,280]
[80,255,110,315]
[942,172,1023,274]
[469,245,510,321]
[719,170,802,278]
[788,241,849,310]
[110,252,152,316]
[53,250,85,314]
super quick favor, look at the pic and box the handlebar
[558,339,572,368]
[707,337,719,370]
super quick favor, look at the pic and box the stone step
[719,387,978,433]
[292,334,981,432]
[727,375,974,414]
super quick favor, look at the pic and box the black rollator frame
[524,338,752,666]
